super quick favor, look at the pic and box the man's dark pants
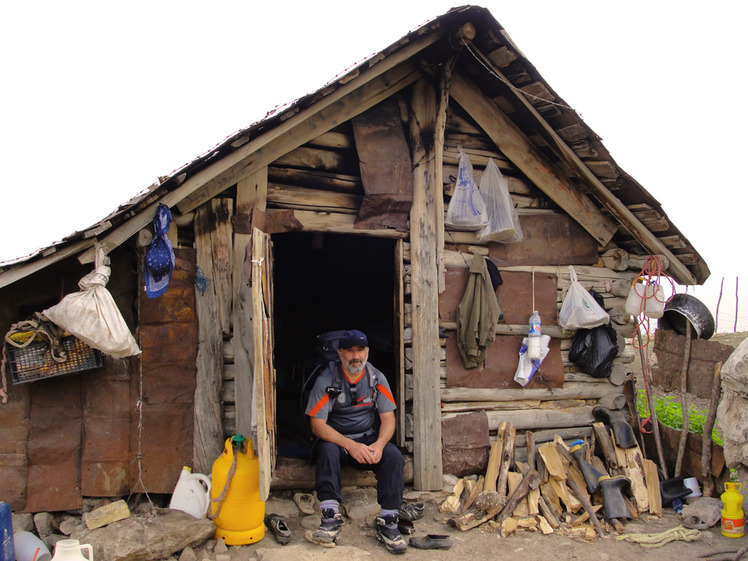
[313,433,404,510]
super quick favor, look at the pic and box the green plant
[636,389,723,446]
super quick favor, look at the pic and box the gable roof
[0,5,708,288]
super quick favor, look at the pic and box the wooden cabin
[0,5,709,513]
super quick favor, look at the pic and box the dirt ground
[213,491,739,561]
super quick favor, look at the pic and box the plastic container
[51,539,93,561]
[169,466,212,518]
[0,502,13,561]
[683,477,702,498]
[721,482,745,538]
[211,435,265,545]
[625,282,665,318]
[527,311,541,360]
[13,531,51,561]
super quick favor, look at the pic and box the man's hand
[348,440,381,464]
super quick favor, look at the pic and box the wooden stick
[592,422,620,473]
[636,319,668,478]
[526,431,537,471]
[701,362,722,497]
[675,321,692,477]
[497,467,542,523]
[537,496,560,528]
[497,424,516,499]
[484,423,505,493]
[565,475,605,537]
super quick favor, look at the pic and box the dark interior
[271,232,397,457]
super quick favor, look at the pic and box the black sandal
[409,534,452,550]
[265,513,291,545]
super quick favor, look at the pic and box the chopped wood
[615,445,649,513]
[550,478,582,513]
[566,464,591,505]
[565,475,605,538]
[591,422,620,473]
[540,481,563,518]
[643,459,662,517]
[500,516,518,537]
[537,496,561,528]
[517,517,538,529]
[526,431,537,470]
[484,422,506,493]
[498,468,542,523]
[84,499,130,530]
[439,477,465,513]
[507,472,529,517]
[571,504,602,526]
[459,476,485,514]
[527,487,541,516]
[497,423,517,499]
[538,515,554,535]
[538,442,567,480]
[451,490,506,531]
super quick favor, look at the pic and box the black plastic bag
[569,321,619,378]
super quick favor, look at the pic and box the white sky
[2,1,747,331]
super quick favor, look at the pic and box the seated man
[304,329,407,554]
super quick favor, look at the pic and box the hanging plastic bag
[445,148,488,231]
[513,334,551,387]
[624,280,665,318]
[559,266,609,330]
[43,246,140,358]
[569,322,618,378]
[479,158,523,243]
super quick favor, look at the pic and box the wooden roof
[0,5,708,288]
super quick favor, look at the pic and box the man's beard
[343,358,366,375]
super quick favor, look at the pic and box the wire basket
[5,332,104,384]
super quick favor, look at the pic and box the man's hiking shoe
[397,502,425,521]
[306,509,343,546]
[375,514,408,554]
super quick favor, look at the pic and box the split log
[538,442,567,480]
[507,472,528,517]
[497,467,542,523]
[565,475,605,538]
[440,478,465,513]
[537,496,560,528]
[571,504,602,526]
[592,422,620,473]
[484,422,506,493]
[459,476,485,514]
[526,431,537,470]
[643,459,662,517]
[451,490,506,531]
[538,515,554,534]
[497,424,516,499]
[615,445,649,513]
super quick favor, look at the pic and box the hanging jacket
[456,253,502,368]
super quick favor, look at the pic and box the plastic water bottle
[528,311,542,360]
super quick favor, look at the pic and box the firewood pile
[439,420,663,541]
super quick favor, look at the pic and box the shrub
[636,389,723,446]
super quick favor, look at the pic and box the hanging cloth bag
[479,158,523,243]
[445,148,488,231]
[559,266,609,330]
[43,246,140,358]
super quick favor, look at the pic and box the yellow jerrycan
[210,434,265,544]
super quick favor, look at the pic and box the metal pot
[657,293,715,340]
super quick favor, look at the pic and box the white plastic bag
[559,265,610,330]
[479,158,523,243]
[514,334,551,387]
[43,246,140,358]
[445,148,488,231]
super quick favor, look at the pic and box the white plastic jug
[51,539,92,561]
[169,466,212,518]
[625,282,665,318]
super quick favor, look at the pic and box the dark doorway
[271,232,397,458]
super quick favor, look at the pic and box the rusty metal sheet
[445,332,563,389]
[352,98,413,231]
[24,376,82,512]
[486,214,598,267]
[439,268,558,325]
[441,411,490,477]
[81,358,131,496]
[651,329,734,399]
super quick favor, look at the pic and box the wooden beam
[440,383,622,403]
[449,71,617,247]
[466,46,697,285]
[77,62,422,264]
[0,239,94,289]
[408,79,443,490]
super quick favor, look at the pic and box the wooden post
[675,321,692,477]
[701,362,722,497]
[408,79,443,490]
